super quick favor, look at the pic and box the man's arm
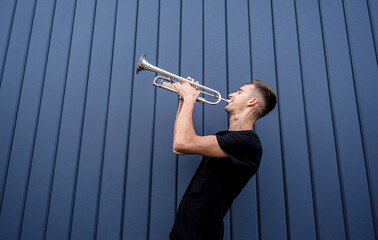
[174,134,229,158]
[172,80,228,158]
[173,99,183,143]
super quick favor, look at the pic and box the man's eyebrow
[239,88,243,92]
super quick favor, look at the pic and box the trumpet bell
[136,54,147,74]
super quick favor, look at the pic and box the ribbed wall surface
[0,0,377,239]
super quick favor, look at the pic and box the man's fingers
[180,76,192,85]
[173,82,181,92]
[186,77,200,90]
[187,77,196,83]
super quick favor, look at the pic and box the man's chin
[224,105,231,114]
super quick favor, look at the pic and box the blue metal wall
[0,0,377,239]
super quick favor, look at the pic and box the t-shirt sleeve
[216,131,262,168]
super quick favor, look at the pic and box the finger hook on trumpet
[136,54,230,105]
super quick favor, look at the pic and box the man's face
[225,84,257,114]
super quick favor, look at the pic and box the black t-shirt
[170,130,262,240]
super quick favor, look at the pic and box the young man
[170,78,277,240]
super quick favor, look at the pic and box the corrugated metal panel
[0,0,376,239]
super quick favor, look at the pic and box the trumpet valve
[160,81,177,92]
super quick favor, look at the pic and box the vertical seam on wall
[120,0,140,238]
[68,0,98,238]
[270,0,290,239]
[18,0,57,238]
[0,0,20,213]
[175,0,183,215]
[0,0,38,214]
[0,0,18,89]
[317,0,349,238]
[224,0,233,239]
[341,0,378,238]
[366,0,378,65]
[201,0,204,131]
[94,0,119,238]
[43,0,78,238]
[247,1,262,239]
[293,0,319,238]
[224,0,229,105]
[247,0,253,81]
[358,0,378,234]
[146,0,161,238]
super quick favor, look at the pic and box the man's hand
[173,77,200,102]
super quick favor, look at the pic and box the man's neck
[228,113,256,131]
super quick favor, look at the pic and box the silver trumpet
[136,54,230,105]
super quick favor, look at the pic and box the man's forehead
[240,84,254,91]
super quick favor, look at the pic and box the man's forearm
[173,100,183,140]
[173,98,197,151]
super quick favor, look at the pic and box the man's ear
[247,97,258,106]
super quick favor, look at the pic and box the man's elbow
[173,148,184,155]
[173,141,187,155]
